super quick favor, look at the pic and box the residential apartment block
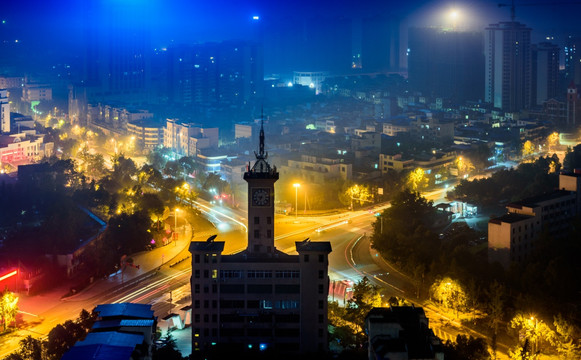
[488,170,581,267]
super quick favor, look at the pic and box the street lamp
[293,183,300,219]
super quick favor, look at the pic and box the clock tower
[243,119,279,255]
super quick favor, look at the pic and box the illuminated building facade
[485,22,532,112]
[564,36,581,85]
[163,119,219,157]
[189,122,331,356]
[0,89,9,134]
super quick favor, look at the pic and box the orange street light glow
[0,270,17,282]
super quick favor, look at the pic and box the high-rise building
[567,80,581,126]
[361,16,400,73]
[564,36,581,86]
[82,2,151,104]
[189,122,332,356]
[485,22,532,112]
[0,89,9,134]
[532,42,559,106]
[408,27,484,102]
[167,41,263,105]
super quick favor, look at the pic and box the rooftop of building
[92,319,156,330]
[295,240,332,253]
[61,344,135,360]
[128,118,164,128]
[95,303,154,320]
[489,213,535,225]
[77,331,144,348]
[560,169,581,178]
[221,249,299,263]
[507,190,573,209]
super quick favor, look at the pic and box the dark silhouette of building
[189,121,332,356]
[167,41,263,105]
[366,306,443,360]
[408,27,484,103]
[532,42,559,106]
[567,80,581,126]
[362,16,400,73]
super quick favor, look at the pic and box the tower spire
[259,106,265,157]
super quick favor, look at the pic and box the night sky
[2,0,581,66]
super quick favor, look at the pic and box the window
[194,314,200,323]
[318,254,324,263]
[204,270,209,278]
[212,300,217,308]
[254,230,260,238]
[194,270,200,278]
[194,284,200,294]
[267,230,272,238]
[212,314,217,323]
[204,254,209,263]
[318,300,324,309]
[212,284,217,293]
[204,314,209,323]
[267,217,272,224]
[318,270,324,279]
[220,270,242,279]
[195,300,200,309]
[204,286,209,294]
[318,314,324,323]
[304,254,310,262]
[194,254,200,263]
[212,269,218,279]
[318,284,324,294]
[254,216,259,224]
[212,254,217,263]
[275,270,300,278]
[247,270,272,278]
[204,300,209,308]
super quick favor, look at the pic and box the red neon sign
[0,270,17,282]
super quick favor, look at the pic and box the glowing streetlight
[174,208,180,231]
[293,183,300,219]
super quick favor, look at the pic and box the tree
[550,314,581,359]
[344,277,382,344]
[443,335,490,360]
[153,331,185,360]
[0,289,19,331]
[406,167,428,191]
[522,140,535,157]
[339,183,372,209]
[510,313,553,356]
[430,277,467,318]
[485,280,505,360]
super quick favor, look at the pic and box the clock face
[252,188,270,206]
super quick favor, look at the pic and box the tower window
[254,216,259,224]
[267,217,272,224]
[254,230,260,238]
[304,254,310,262]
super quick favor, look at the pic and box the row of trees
[4,309,97,360]
[371,187,581,358]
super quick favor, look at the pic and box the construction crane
[498,0,581,21]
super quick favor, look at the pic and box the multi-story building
[567,80,581,126]
[163,119,218,157]
[488,170,581,267]
[531,42,559,106]
[0,76,23,90]
[292,71,328,95]
[378,151,456,175]
[0,133,53,168]
[564,36,581,85]
[167,41,263,105]
[408,27,484,102]
[1,89,9,134]
[366,307,443,360]
[485,22,532,112]
[21,84,52,103]
[189,123,332,356]
[279,154,352,185]
[361,15,400,73]
[126,119,164,153]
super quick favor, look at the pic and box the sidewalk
[62,221,193,303]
